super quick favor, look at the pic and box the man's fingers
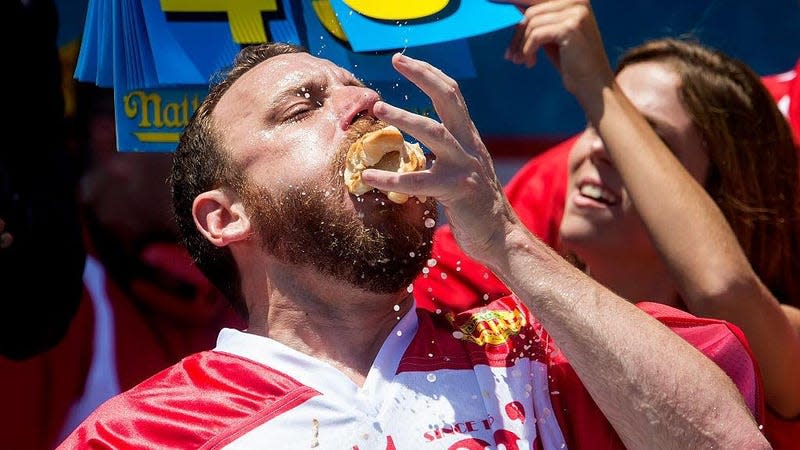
[360,168,441,198]
[390,53,478,149]
[373,101,461,164]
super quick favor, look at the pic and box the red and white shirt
[761,58,800,146]
[57,297,761,449]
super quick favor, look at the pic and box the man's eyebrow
[267,86,301,109]
[264,79,321,117]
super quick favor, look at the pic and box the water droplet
[426,373,437,382]
[482,272,489,279]
[440,273,447,280]
[426,258,437,267]
[409,251,416,257]
[406,284,414,293]
[483,294,489,301]
[396,330,403,337]
[424,218,436,228]
[393,304,400,312]
[428,353,434,358]
[304,92,311,98]
[422,267,429,274]
[452,331,464,339]
[435,308,442,314]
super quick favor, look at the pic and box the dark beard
[243,117,438,294]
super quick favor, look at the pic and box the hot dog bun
[344,125,427,204]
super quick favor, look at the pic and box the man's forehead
[213,52,358,121]
[235,52,355,93]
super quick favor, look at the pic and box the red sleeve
[761,58,800,146]
[546,302,765,449]
[56,352,319,449]
[413,138,574,313]
[788,59,800,146]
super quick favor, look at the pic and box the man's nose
[332,86,381,130]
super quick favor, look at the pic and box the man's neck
[245,261,414,386]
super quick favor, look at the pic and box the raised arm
[502,0,800,417]
[361,52,768,449]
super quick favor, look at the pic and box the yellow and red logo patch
[447,308,526,346]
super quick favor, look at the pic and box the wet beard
[247,182,436,294]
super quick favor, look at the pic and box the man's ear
[192,189,252,247]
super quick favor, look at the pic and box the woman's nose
[585,127,611,164]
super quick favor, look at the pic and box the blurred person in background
[0,86,245,450]
[0,0,85,360]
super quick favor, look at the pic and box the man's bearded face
[241,117,438,294]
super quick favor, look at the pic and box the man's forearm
[485,223,769,449]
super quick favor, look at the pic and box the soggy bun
[344,126,426,204]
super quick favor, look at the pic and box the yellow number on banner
[160,0,280,44]
[312,0,348,41]
[343,0,449,20]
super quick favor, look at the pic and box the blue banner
[328,0,521,52]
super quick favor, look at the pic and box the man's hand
[362,53,516,266]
